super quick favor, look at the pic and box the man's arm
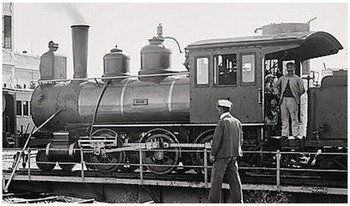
[239,122,243,147]
[298,77,305,95]
[274,77,282,97]
[211,120,224,158]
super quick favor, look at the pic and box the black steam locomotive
[25,23,346,175]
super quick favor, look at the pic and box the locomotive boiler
[29,23,346,175]
[32,25,189,131]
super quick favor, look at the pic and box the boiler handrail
[3,107,65,192]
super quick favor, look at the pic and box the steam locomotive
[26,23,346,175]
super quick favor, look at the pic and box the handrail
[88,81,110,137]
[37,72,190,83]
[3,108,65,192]
[3,147,347,193]
[276,150,281,186]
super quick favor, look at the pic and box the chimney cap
[71,24,90,28]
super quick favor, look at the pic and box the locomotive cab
[186,25,343,139]
[186,41,263,124]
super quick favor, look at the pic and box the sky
[12,2,348,78]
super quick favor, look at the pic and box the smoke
[61,3,87,24]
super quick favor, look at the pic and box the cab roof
[186,31,343,62]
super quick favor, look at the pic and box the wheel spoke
[144,156,154,164]
[195,134,214,174]
[141,133,179,174]
[144,152,154,158]
[162,157,174,165]
[107,155,114,162]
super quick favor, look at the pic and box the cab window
[242,54,255,83]
[196,57,209,85]
[214,54,237,85]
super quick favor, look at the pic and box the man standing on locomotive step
[207,99,243,203]
[274,62,305,138]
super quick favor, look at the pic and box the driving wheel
[87,129,125,173]
[142,133,179,175]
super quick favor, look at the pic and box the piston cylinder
[46,131,79,162]
[46,141,78,162]
[71,24,89,79]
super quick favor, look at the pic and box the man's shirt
[274,74,305,104]
[283,79,293,97]
[211,113,243,159]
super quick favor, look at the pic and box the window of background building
[3,15,12,49]
[23,101,29,116]
[242,54,255,83]
[16,101,22,116]
[214,54,237,85]
[196,57,209,85]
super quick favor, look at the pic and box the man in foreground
[207,99,243,203]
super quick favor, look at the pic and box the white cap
[216,99,233,109]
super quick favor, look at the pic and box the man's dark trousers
[207,156,243,203]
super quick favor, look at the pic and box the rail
[2,147,347,195]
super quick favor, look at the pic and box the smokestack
[71,24,89,79]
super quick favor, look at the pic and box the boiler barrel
[79,76,189,123]
[31,76,190,131]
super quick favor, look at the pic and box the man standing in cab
[274,62,305,139]
[207,99,243,203]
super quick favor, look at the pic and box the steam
[61,3,87,24]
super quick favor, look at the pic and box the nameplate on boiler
[133,99,148,106]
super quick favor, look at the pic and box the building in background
[2,3,40,147]
[2,2,40,89]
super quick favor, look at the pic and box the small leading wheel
[36,150,56,171]
[89,152,125,173]
[58,163,75,171]
[195,134,213,174]
[142,133,179,175]
[87,129,125,173]
[84,154,95,170]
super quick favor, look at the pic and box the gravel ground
[3,195,97,203]
[244,190,290,203]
